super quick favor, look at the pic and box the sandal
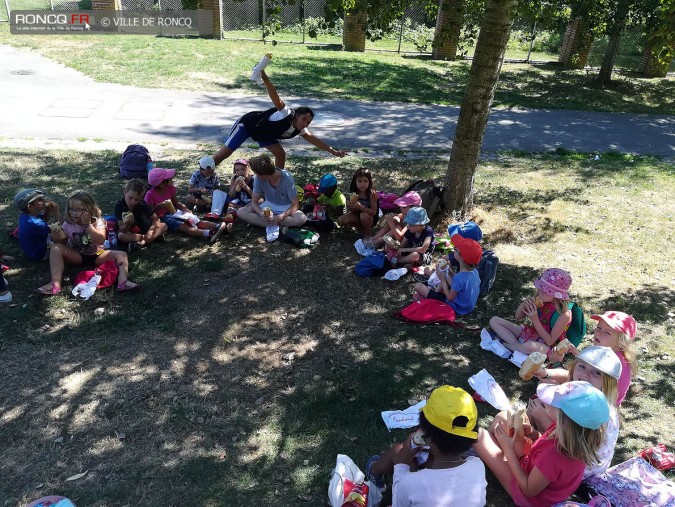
[117,281,141,293]
[35,283,62,296]
[222,212,236,224]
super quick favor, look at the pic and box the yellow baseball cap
[422,386,478,439]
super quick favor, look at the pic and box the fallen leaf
[65,470,88,482]
[53,436,64,443]
[303,459,309,465]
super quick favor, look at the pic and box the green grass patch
[1,24,672,114]
[0,148,673,505]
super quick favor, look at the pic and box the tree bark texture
[639,43,674,78]
[443,0,517,215]
[343,0,368,52]
[558,17,594,69]
[432,0,465,61]
[598,33,622,83]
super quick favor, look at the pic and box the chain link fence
[0,0,667,73]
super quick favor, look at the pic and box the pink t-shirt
[62,217,106,256]
[616,350,631,406]
[512,423,586,507]
[144,185,177,218]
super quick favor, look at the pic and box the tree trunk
[598,33,622,84]
[443,0,517,215]
[640,43,674,78]
[558,17,594,69]
[432,0,465,61]
[343,0,368,52]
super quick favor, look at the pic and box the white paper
[510,351,528,368]
[381,400,427,431]
[468,369,512,411]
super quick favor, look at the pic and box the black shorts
[426,289,447,303]
[80,253,101,266]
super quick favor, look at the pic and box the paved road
[1,44,673,157]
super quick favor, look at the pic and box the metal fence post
[157,0,162,10]
[5,0,11,19]
[50,0,55,11]
[301,0,305,44]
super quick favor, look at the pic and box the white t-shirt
[392,456,487,507]
[584,406,620,479]
[268,105,310,138]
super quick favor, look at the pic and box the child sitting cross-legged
[390,206,434,268]
[365,386,488,506]
[114,178,168,252]
[144,168,226,244]
[312,173,346,232]
[413,234,482,316]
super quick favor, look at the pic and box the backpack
[402,179,445,219]
[120,144,152,179]
[550,302,587,347]
[354,252,387,278]
[584,457,675,507]
[280,227,319,249]
[477,249,499,298]
[394,299,456,324]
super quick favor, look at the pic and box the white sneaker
[0,291,13,303]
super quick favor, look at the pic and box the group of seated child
[7,155,644,507]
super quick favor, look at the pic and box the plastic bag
[328,455,382,507]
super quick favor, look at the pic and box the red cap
[590,311,637,340]
[451,234,482,265]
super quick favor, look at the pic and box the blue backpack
[477,249,499,298]
[354,252,387,278]
[119,144,152,179]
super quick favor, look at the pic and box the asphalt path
[1,45,673,157]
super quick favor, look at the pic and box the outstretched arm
[261,71,285,111]
[301,132,348,158]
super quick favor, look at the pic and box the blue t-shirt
[19,213,50,260]
[252,169,297,207]
[449,269,480,315]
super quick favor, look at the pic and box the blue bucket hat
[403,206,429,226]
[537,380,610,430]
[447,221,483,241]
[318,174,338,193]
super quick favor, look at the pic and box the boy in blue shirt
[14,188,62,261]
[413,234,482,315]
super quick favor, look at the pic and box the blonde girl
[475,381,609,507]
[36,191,140,295]
[337,167,379,238]
[529,346,622,479]
[589,311,638,405]
[487,268,573,356]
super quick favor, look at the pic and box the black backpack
[120,144,152,179]
[403,179,445,219]
[477,249,499,298]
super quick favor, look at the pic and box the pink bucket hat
[534,268,572,300]
[233,158,249,167]
[591,311,637,340]
[394,191,422,208]
[148,168,176,187]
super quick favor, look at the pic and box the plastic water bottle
[107,222,118,250]
[147,158,154,172]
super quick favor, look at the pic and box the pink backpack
[394,299,456,324]
[584,457,675,507]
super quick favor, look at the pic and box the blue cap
[403,206,429,226]
[447,221,482,241]
[536,381,610,430]
[318,174,337,193]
